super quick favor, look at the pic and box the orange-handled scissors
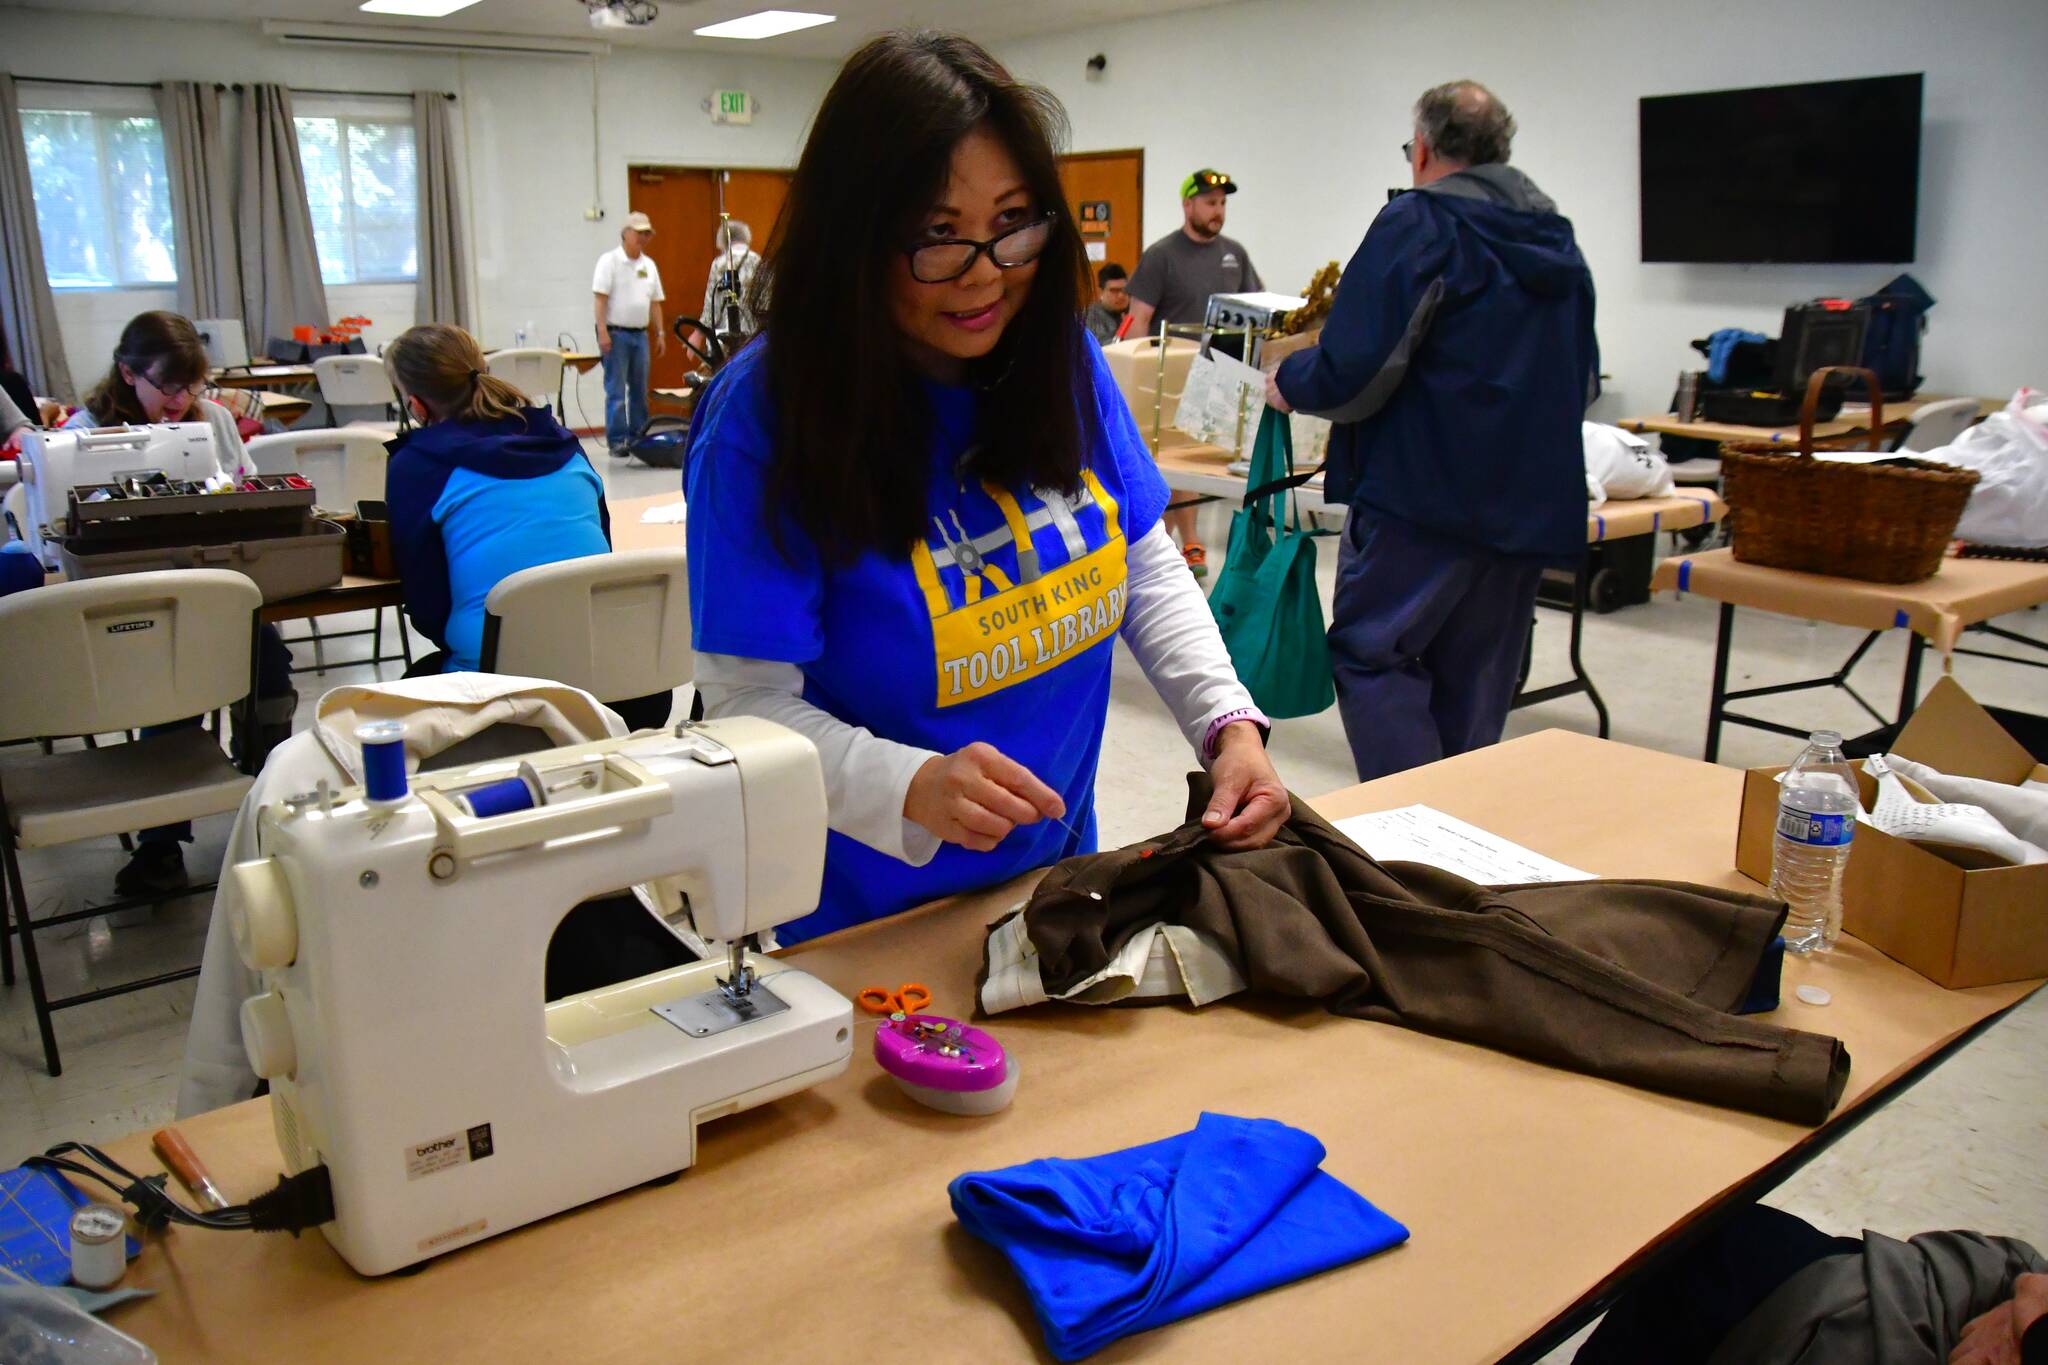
[856,982,933,1016]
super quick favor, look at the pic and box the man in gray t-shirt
[1124,168,1264,576]
[1125,169,1263,341]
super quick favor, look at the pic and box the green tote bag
[1206,408,1337,719]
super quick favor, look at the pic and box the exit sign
[712,90,754,125]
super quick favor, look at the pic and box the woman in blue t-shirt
[687,31,1289,943]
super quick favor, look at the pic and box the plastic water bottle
[513,321,529,347]
[1771,730,1858,954]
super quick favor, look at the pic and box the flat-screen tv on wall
[1639,73,1922,264]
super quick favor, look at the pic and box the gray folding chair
[0,569,259,1075]
[479,548,691,730]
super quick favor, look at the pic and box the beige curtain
[414,92,470,328]
[236,83,328,347]
[0,74,75,402]
[157,80,240,320]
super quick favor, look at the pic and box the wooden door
[1058,150,1144,302]
[628,165,792,392]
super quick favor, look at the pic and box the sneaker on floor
[609,445,632,459]
[113,842,189,900]
[1183,542,1208,579]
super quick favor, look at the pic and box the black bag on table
[1854,273,1934,399]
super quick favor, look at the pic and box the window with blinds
[294,114,418,285]
[19,106,178,289]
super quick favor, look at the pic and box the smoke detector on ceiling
[585,0,658,28]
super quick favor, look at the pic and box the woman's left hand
[1202,722,1291,849]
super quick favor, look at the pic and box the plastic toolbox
[56,475,345,602]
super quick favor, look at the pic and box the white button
[228,858,298,971]
[241,991,297,1080]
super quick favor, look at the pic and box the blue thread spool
[356,721,409,806]
[457,764,545,818]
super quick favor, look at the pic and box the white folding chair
[1897,398,1981,453]
[194,318,250,369]
[0,569,259,1075]
[486,348,568,413]
[313,354,397,425]
[243,429,411,673]
[480,548,691,731]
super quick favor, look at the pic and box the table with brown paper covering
[93,730,2039,1363]
[1651,549,2048,761]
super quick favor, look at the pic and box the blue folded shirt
[949,1112,1409,1361]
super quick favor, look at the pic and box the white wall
[0,6,834,392]
[997,0,2048,415]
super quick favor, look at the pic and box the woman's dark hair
[758,30,1091,562]
[85,311,210,424]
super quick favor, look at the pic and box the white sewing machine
[226,717,854,1276]
[14,422,224,569]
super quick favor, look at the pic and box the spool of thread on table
[69,1204,127,1289]
[356,720,409,807]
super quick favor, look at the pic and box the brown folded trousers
[1002,776,1851,1125]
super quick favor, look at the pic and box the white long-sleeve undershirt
[695,521,1262,865]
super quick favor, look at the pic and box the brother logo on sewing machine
[405,1124,495,1181]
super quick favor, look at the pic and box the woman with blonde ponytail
[384,323,612,675]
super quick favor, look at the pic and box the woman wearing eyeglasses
[62,311,241,455]
[63,311,294,899]
[685,31,1289,944]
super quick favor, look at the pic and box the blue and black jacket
[1275,164,1599,562]
[385,407,612,672]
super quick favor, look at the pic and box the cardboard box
[1101,336,1199,453]
[1735,678,2048,988]
[1258,327,1322,370]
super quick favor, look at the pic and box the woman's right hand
[905,742,1066,852]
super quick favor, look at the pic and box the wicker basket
[1719,366,1979,584]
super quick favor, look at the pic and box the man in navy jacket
[1267,81,1598,780]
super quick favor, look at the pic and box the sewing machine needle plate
[652,981,792,1038]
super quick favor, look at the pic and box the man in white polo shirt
[592,212,667,457]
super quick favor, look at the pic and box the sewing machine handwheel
[228,857,299,971]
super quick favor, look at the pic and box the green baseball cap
[1180,168,1238,199]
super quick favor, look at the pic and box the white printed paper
[1213,292,1310,313]
[639,500,687,525]
[1085,240,1108,262]
[1334,804,1594,883]
[244,365,305,377]
[1173,348,1267,455]
[1290,411,1331,465]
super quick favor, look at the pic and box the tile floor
[4,438,2044,1358]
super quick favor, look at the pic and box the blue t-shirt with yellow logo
[685,339,1169,943]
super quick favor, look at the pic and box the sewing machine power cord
[27,1142,334,1237]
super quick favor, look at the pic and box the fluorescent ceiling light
[694,9,836,39]
[358,0,482,16]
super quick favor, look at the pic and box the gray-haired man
[1266,81,1599,781]
[690,220,761,357]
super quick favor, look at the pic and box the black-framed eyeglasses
[140,370,207,399]
[904,211,1058,284]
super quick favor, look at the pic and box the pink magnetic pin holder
[872,1013,1019,1114]
[873,1014,1007,1092]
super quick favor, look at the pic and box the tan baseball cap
[623,211,656,235]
